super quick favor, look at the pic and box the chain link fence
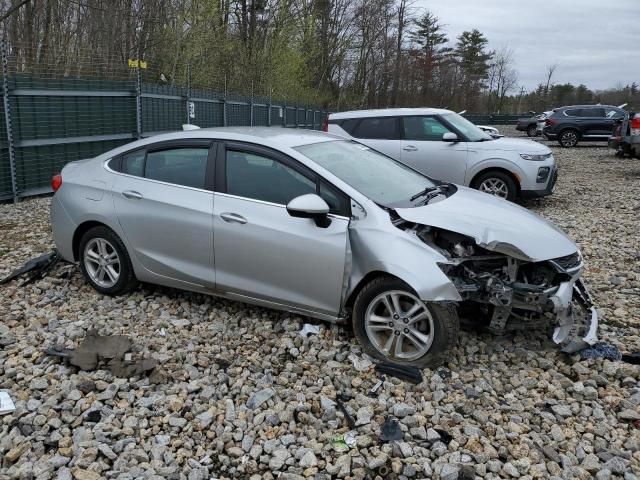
[0,41,330,201]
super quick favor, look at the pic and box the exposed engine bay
[392,214,598,352]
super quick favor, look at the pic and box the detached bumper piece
[0,250,60,286]
[552,278,598,353]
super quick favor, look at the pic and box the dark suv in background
[543,105,626,147]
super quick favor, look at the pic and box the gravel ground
[1,127,639,480]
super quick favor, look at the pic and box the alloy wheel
[83,238,121,288]
[478,177,509,198]
[364,290,435,361]
[561,131,578,147]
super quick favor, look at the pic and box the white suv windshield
[441,112,493,142]
[295,140,436,207]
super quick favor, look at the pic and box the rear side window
[580,108,605,118]
[352,117,399,140]
[122,150,145,176]
[145,148,209,189]
[338,118,359,135]
[564,109,582,117]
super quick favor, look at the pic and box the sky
[415,0,640,92]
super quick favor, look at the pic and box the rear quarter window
[352,117,399,140]
[564,109,582,117]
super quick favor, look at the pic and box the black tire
[79,226,138,295]
[526,125,537,137]
[352,276,459,369]
[558,129,579,147]
[471,170,518,202]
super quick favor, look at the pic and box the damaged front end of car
[391,214,598,352]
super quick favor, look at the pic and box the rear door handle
[403,145,418,152]
[122,190,143,200]
[220,212,247,224]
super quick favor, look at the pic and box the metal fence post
[282,99,286,127]
[223,75,227,127]
[249,81,254,127]
[135,64,142,139]
[1,39,18,202]
[267,88,272,127]
[185,64,191,125]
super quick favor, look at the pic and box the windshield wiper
[410,186,441,201]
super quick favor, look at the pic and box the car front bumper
[521,167,558,198]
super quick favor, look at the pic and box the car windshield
[441,112,493,142]
[295,140,437,208]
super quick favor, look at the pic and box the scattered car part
[579,342,622,361]
[477,125,503,138]
[369,377,385,397]
[434,428,453,445]
[379,417,404,442]
[85,410,102,423]
[348,352,373,371]
[0,391,16,415]
[374,362,423,384]
[622,352,640,365]
[330,434,350,452]
[0,250,60,286]
[335,393,357,430]
[299,324,320,338]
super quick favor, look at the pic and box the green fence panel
[253,105,269,126]
[226,103,251,126]
[14,139,130,194]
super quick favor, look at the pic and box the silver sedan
[50,127,597,366]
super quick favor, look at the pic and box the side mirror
[442,132,459,143]
[286,194,331,228]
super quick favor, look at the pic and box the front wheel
[352,277,459,368]
[472,171,518,202]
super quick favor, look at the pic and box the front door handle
[122,190,143,200]
[220,212,247,224]
[403,145,418,152]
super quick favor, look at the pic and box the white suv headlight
[520,153,552,161]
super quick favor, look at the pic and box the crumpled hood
[395,187,577,262]
[474,137,551,154]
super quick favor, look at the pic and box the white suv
[326,108,557,201]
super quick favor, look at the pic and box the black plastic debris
[579,342,622,361]
[85,410,101,423]
[436,367,452,380]
[434,428,453,445]
[0,250,60,286]
[375,362,422,384]
[335,392,356,430]
[622,352,640,365]
[379,417,403,442]
[368,376,385,397]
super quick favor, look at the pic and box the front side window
[440,113,491,142]
[226,151,316,205]
[296,140,435,208]
[403,116,453,141]
[352,117,399,140]
[145,148,209,189]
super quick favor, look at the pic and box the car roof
[557,104,618,110]
[329,108,452,119]
[144,127,343,149]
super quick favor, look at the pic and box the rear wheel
[79,226,138,295]
[559,129,579,147]
[352,277,459,368]
[472,170,518,202]
[527,125,537,137]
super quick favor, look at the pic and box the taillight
[51,174,62,192]
[322,116,329,132]
[545,118,557,126]
[631,115,640,136]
